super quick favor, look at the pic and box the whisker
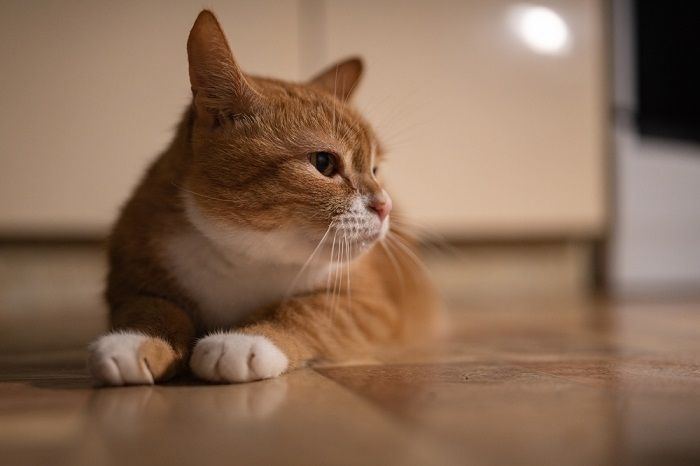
[379,239,406,294]
[282,222,333,303]
[325,229,339,306]
[336,233,347,314]
[386,233,427,272]
[329,230,344,324]
[332,65,339,139]
[345,232,352,314]
[389,218,452,255]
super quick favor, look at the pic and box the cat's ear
[187,10,259,125]
[309,57,363,101]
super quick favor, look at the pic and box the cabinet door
[303,0,607,237]
[0,1,300,235]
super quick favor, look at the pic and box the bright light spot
[509,5,570,55]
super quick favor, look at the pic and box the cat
[87,9,439,385]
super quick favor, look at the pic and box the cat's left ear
[308,57,363,101]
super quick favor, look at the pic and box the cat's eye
[309,151,338,177]
[372,167,378,176]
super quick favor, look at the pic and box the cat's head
[182,11,391,265]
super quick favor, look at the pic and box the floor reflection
[86,377,289,427]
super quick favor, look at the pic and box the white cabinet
[306,0,607,238]
[0,1,301,235]
[0,0,606,238]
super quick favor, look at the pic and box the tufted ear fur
[187,10,259,126]
[308,57,363,102]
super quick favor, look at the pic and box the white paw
[190,333,288,383]
[88,332,154,386]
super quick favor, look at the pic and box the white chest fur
[161,195,331,330]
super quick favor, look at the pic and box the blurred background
[0,0,699,354]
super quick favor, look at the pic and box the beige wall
[0,0,606,238]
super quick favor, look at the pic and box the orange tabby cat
[88,10,439,385]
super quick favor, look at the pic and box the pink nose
[369,194,392,221]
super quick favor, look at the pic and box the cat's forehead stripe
[349,132,373,173]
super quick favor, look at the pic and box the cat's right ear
[187,10,259,126]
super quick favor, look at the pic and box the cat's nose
[369,194,392,221]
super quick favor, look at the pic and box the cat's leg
[88,296,195,386]
[190,294,395,383]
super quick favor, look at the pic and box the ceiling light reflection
[509,5,571,55]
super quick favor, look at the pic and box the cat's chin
[353,227,384,246]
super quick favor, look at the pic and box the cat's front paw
[190,333,288,383]
[88,332,177,386]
